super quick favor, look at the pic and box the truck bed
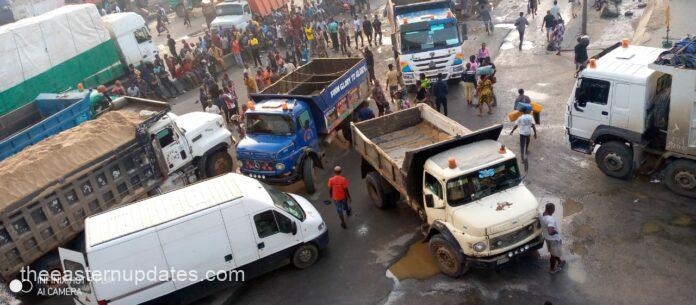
[0,96,168,281]
[261,58,364,96]
[373,122,454,167]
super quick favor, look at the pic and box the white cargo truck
[566,42,696,198]
[351,105,542,277]
[58,173,328,305]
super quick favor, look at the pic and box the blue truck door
[295,109,318,150]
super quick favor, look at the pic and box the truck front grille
[489,221,537,251]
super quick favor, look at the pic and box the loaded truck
[351,105,543,277]
[210,0,290,31]
[566,42,696,198]
[386,0,466,86]
[237,58,370,193]
[0,96,233,287]
[0,4,157,116]
[58,173,328,305]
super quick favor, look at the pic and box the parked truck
[237,58,370,193]
[566,42,696,198]
[0,4,157,116]
[0,0,64,25]
[58,173,328,305]
[351,105,542,277]
[0,90,98,161]
[210,0,290,31]
[0,96,233,286]
[386,0,466,86]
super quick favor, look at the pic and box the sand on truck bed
[0,110,148,208]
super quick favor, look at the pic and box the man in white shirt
[541,203,565,274]
[353,17,363,48]
[510,106,537,170]
[205,101,221,115]
[550,0,561,20]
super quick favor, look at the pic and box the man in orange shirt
[328,166,351,229]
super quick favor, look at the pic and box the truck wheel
[664,160,696,198]
[292,243,319,269]
[366,172,393,208]
[303,158,317,194]
[429,234,468,278]
[205,150,233,178]
[595,141,634,179]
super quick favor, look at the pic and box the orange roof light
[447,12,453,18]
[588,58,597,69]
[499,145,506,154]
[621,38,629,48]
[448,157,457,169]
[247,101,256,110]
[403,18,408,24]
[282,101,289,111]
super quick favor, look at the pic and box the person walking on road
[328,166,352,229]
[476,74,494,116]
[433,73,448,116]
[462,63,476,106]
[541,11,556,43]
[514,88,532,111]
[167,35,177,57]
[363,47,376,84]
[574,36,589,77]
[550,0,561,20]
[354,16,364,48]
[514,12,529,51]
[528,0,539,18]
[478,43,490,65]
[481,5,493,34]
[362,15,373,47]
[552,17,566,55]
[385,63,400,102]
[372,14,382,45]
[541,203,565,274]
[509,106,537,170]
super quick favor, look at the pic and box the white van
[101,12,158,67]
[59,173,328,305]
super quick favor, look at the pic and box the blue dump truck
[0,90,106,161]
[237,58,369,193]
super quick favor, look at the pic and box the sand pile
[0,111,147,208]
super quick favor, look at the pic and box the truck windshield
[216,4,243,16]
[446,159,521,206]
[246,113,294,136]
[400,22,460,53]
[262,184,305,221]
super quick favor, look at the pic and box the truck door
[295,110,319,150]
[251,210,301,259]
[423,172,446,223]
[154,126,189,173]
[610,83,631,129]
[568,77,612,140]
[58,248,98,305]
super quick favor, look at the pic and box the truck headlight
[318,222,325,231]
[473,241,487,252]
[275,163,285,171]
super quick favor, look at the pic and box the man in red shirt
[328,166,351,229]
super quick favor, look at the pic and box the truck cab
[101,12,158,67]
[422,140,541,274]
[388,0,466,85]
[565,42,696,198]
[147,110,234,178]
[210,1,252,31]
[237,99,321,191]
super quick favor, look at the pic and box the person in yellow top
[305,26,315,55]
[248,35,262,67]
[243,72,258,98]
[208,45,224,70]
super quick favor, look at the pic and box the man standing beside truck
[328,166,352,229]
[542,203,565,274]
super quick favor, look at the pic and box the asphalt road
[15,1,696,305]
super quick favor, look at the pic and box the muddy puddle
[671,214,694,227]
[563,199,584,218]
[387,242,440,281]
[642,221,664,235]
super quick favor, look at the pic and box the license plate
[497,257,510,265]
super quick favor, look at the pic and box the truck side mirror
[425,194,434,208]
[291,221,298,235]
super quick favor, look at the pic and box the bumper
[464,235,544,269]
[313,230,330,250]
[240,170,301,185]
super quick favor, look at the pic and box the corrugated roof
[86,174,244,246]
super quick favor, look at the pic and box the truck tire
[303,158,317,194]
[205,150,233,178]
[664,160,696,198]
[595,141,634,179]
[366,172,393,208]
[292,243,319,269]
[429,234,468,278]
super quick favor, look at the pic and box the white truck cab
[210,1,253,31]
[59,173,328,305]
[566,41,696,198]
[101,12,158,67]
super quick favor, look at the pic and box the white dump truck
[351,105,542,277]
[0,96,233,289]
[566,42,696,198]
